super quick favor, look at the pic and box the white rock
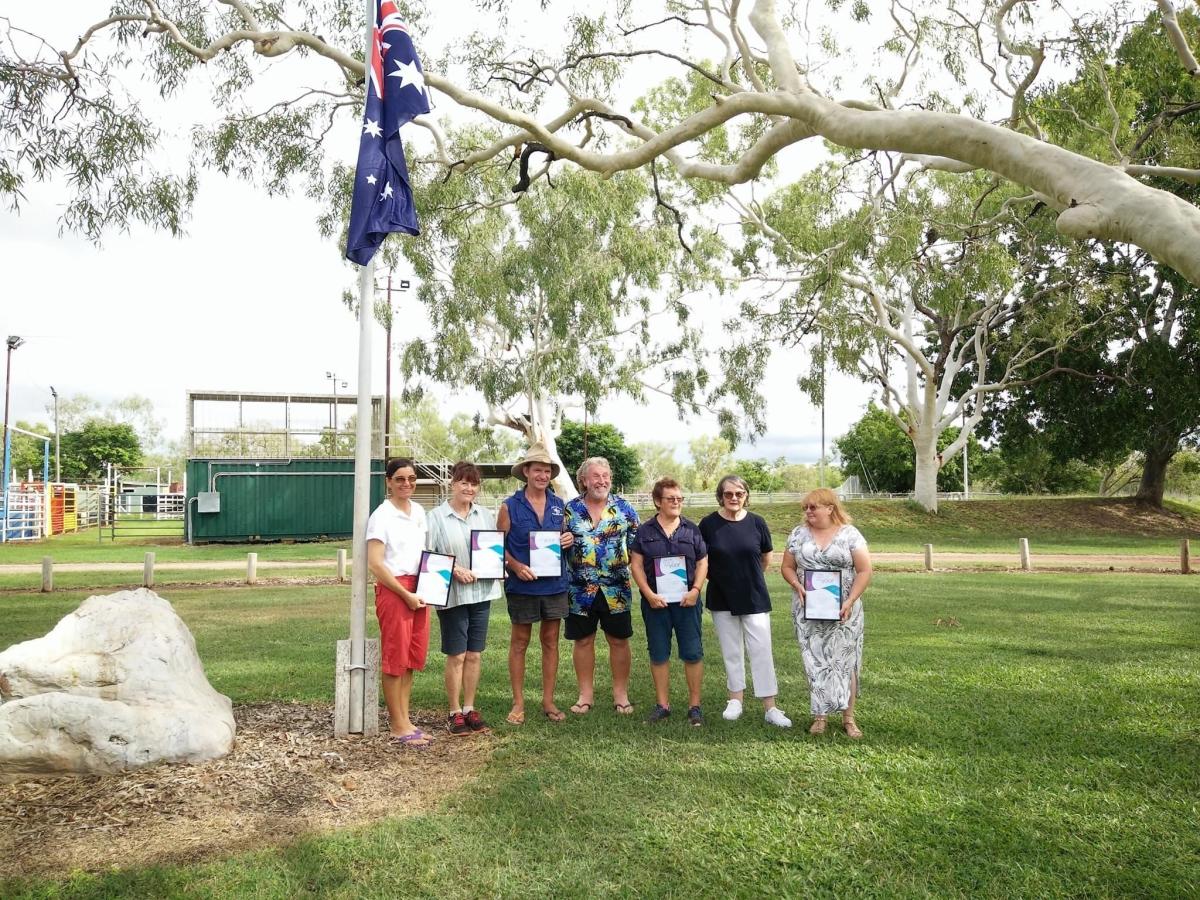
[0,588,235,777]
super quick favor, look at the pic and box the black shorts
[565,603,633,640]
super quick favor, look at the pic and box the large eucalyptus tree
[4,1,1199,285]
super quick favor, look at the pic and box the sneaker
[447,711,471,736]
[722,699,743,721]
[687,706,703,727]
[646,703,671,723]
[764,707,792,728]
[465,709,489,733]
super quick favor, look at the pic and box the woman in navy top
[698,474,792,728]
[630,478,709,726]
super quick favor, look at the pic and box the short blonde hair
[576,456,611,490]
[802,488,851,526]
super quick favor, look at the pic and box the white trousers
[711,610,778,698]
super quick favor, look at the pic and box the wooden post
[143,552,155,588]
[1019,538,1032,571]
[1183,539,1192,575]
[246,552,258,585]
[337,548,347,582]
[41,556,53,592]
[924,543,933,571]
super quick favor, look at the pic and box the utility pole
[962,407,969,500]
[50,385,59,481]
[379,272,411,459]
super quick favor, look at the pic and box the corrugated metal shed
[185,458,442,543]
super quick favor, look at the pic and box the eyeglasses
[661,496,685,503]
[390,475,418,484]
[721,490,746,499]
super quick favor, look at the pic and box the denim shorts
[436,601,492,655]
[641,597,703,664]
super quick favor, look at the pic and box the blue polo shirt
[630,514,707,594]
[503,487,567,595]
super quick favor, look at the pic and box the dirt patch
[0,702,493,879]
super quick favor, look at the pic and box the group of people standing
[365,443,873,748]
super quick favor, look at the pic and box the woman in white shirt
[366,457,430,747]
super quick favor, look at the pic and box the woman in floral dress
[781,488,873,738]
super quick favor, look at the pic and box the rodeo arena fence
[1,461,185,543]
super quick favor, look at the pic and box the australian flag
[345,1,431,266]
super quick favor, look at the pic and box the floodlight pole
[380,272,410,460]
[3,336,26,544]
[50,386,60,482]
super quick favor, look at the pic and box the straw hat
[511,441,561,481]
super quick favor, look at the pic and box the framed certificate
[416,550,455,608]
[653,556,688,604]
[529,531,563,577]
[469,530,505,579]
[803,569,842,621]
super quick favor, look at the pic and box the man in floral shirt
[563,456,640,716]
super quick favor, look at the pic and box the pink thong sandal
[391,731,431,748]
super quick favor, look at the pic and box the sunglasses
[390,474,418,484]
[721,490,746,499]
[803,503,828,510]
[660,495,685,503]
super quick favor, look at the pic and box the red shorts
[375,576,430,675]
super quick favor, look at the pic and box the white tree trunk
[912,434,941,513]
[536,426,578,500]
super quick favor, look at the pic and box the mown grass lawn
[2,569,1197,898]
[0,530,349,565]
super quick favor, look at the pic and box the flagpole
[338,0,378,738]
[349,257,376,734]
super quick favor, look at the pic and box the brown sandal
[843,716,863,739]
[809,716,827,735]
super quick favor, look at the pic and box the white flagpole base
[334,638,381,737]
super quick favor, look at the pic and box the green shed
[186,458,395,543]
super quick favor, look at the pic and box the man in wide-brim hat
[496,441,574,724]
[510,441,561,482]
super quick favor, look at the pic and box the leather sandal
[809,716,827,735]
[843,716,863,739]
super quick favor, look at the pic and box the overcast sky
[1,1,874,467]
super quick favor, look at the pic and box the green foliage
[835,403,986,494]
[834,403,915,493]
[58,420,142,482]
[731,457,784,493]
[1167,449,1200,497]
[555,418,641,491]
[686,434,733,492]
[396,132,715,439]
[386,395,521,463]
[632,441,682,490]
[6,420,52,480]
[987,11,1200,504]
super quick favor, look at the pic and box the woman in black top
[698,475,792,728]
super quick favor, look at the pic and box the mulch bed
[0,702,493,879]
